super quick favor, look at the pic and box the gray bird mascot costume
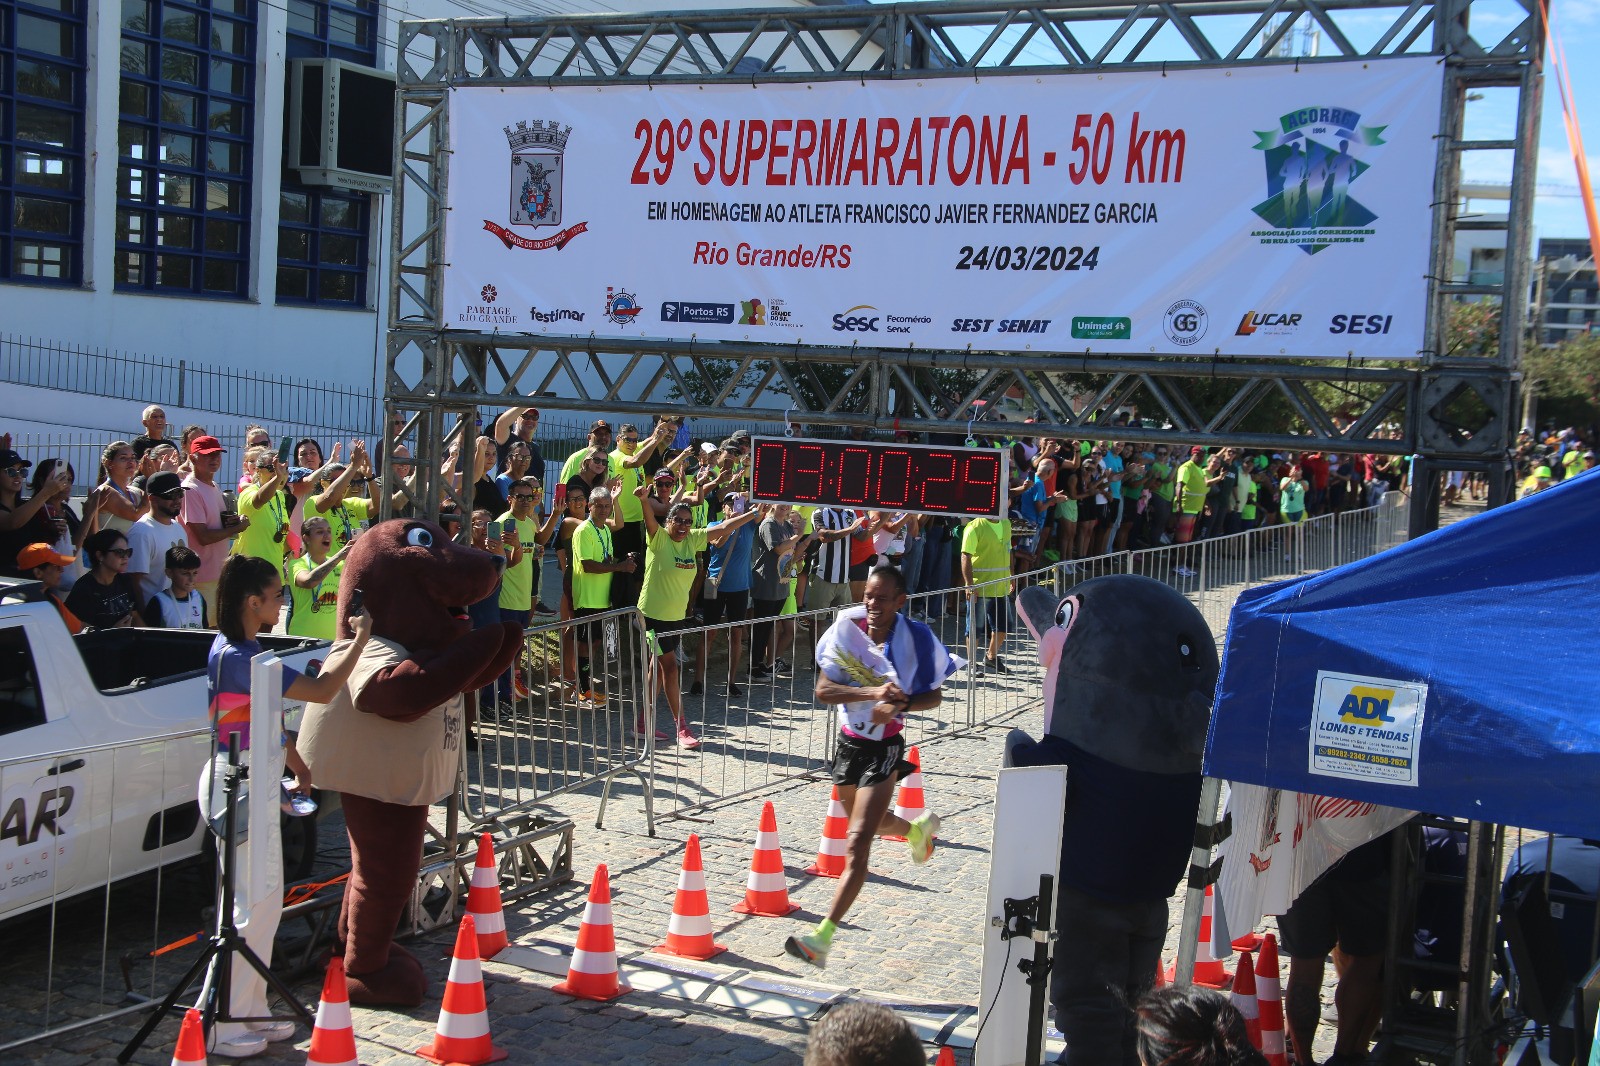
[1004,575,1219,1066]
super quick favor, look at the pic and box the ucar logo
[1338,685,1397,724]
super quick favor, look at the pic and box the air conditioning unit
[287,58,395,194]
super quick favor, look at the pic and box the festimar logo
[1250,106,1388,255]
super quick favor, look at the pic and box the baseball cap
[730,429,751,440]
[188,434,225,455]
[522,408,540,419]
[147,471,185,497]
[699,442,717,455]
[1190,446,1205,456]
[17,543,75,570]
[719,438,740,452]
[0,448,32,470]
[589,419,611,434]
[652,468,677,483]
[1535,465,1553,479]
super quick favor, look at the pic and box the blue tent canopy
[1204,472,1600,840]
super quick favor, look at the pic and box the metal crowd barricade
[0,728,214,1052]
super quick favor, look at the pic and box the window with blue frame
[277,0,377,308]
[0,1,88,285]
[116,0,256,297]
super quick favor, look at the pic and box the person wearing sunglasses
[65,528,146,628]
[125,471,194,607]
[0,446,69,578]
[485,478,563,714]
[234,446,291,580]
[286,516,351,641]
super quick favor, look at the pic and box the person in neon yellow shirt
[233,446,290,580]
[286,515,349,640]
[569,486,631,703]
[960,513,1012,674]
[1173,447,1209,544]
[609,419,674,607]
[307,445,374,556]
[634,483,757,747]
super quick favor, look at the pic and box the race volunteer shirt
[1150,460,1174,501]
[570,519,615,609]
[323,496,372,556]
[610,448,646,523]
[286,556,341,641]
[637,526,708,621]
[961,517,1012,597]
[495,510,540,612]
[235,483,288,573]
[1177,460,1208,515]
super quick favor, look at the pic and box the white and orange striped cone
[170,1007,207,1066]
[415,915,508,1065]
[1229,951,1262,1051]
[731,801,799,916]
[465,832,508,960]
[305,957,361,1066]
[1256,933,1288,1066]
[1232,930,1263,952]
[1164,884,1233,989]
[884,746,927,841]
[552,864,631,1001]
[805,787,848,878]
[654,835,726,960]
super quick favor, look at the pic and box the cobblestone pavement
[4,503,1463,1064]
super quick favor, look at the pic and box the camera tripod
[118,735,312,1062]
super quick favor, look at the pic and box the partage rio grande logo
[1250,105,1389,254]
[1309,670,1428,786]
[482,119,589,253]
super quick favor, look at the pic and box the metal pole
[1025,872,1056,1066]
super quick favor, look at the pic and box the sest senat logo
[1236,310,1302,336]
[1163,299,1208,346]
[1329,313,1393,334]
[833,305,880,332]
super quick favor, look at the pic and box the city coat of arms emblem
[483,119,588,252]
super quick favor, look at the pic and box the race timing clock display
[749,436,1010,519]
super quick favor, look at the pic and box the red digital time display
[749,436,1011,518]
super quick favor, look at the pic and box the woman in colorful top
[286,515,350,641]
[201,555,371,1056]
[234,446,291,578]
[633,484,758,747]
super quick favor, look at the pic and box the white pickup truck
[0,577,327,923]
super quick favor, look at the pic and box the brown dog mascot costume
[298,518,521,1007]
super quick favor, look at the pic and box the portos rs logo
[1338,684,1398,724]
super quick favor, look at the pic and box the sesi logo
[1329,313,1393,335]
[832,305,880,332]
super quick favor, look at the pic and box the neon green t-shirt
[1176,460,1208,515]
[637,526,708,621]
[610,447,645,522]
[570,519,615,610]
[1150,461,1174,502]
[961,517,1012,598]
[1241,480,1259,521]
[321,495,372,556]
[496,509,541,611]
[286,555,341,641]
[233,481,288,573]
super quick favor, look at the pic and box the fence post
[177,359,186,408]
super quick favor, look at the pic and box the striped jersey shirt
[811,507,857,584]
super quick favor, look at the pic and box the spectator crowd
[4,401,1592,735]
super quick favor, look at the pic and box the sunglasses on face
[156,491,185,501]
[107,547,133,558]
[1,466,25,477]
[510,493,535,501]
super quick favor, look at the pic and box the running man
[784,566,963,968]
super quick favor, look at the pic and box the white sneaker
[208,1028,268,1058]
[249,1019,297,1042]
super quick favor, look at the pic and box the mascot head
[1017,575,1218,775]
[336,518,504,650]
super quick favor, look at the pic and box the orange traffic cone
[553,864,631,1001]
[465,833,509,960]
[416,915,508,1065]
[1153,956,1168,989]
[1229,951,1262,1051]
[884,746,928,841]
[1164,885,1233,989]
[1233,930,1263,952]
[731,801,799,916]
[305,957,361,1066]
[170,1007,207,1066]
[654,835,726,960]
[805,787,848,878]
[1256,933,1288,1066]
[934,1047,956,1065]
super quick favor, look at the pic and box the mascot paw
[346,946,428,1009]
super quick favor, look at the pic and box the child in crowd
[143,544,210,628]
[17,542,83,634]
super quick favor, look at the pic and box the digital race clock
[749,436,1010,519]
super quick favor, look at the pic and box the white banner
[443,58,1442,360]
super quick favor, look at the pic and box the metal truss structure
[385,0,1541,540]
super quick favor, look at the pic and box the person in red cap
[181,434,246,607]
[16,542,84,634]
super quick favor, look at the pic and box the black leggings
[749,596,787,666]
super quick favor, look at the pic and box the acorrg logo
[1329,313,1394,335]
